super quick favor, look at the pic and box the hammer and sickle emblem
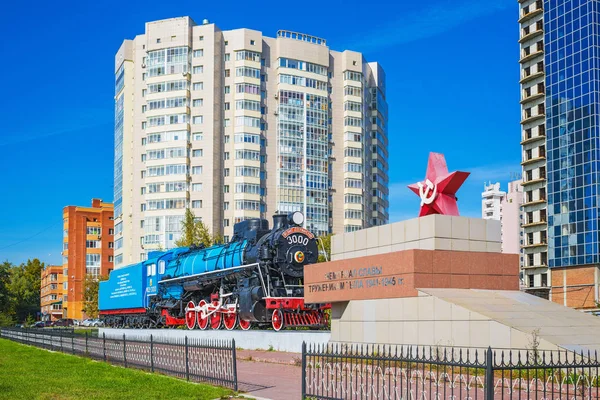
[417,179,437,206]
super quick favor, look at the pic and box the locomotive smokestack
[272,214,287,230]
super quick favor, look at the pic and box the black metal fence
[0,328,237,391]
[302,342,600,399]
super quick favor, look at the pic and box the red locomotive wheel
[185,301,197,330]
[223,312,237,331]
[271,309,284,332]
[238,318,251,331]
[197,300,209,330]
[210,311,222,330]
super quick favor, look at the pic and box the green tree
[82,274,108,319]
[0,261,14,314]
[24,314,35,327]
[175,208,218,248]
[317,234,332,263]
[8,259,45,322]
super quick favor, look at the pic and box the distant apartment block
[40,265,64,322]
[481,182,505,221]
[481,181,523,257]
[62,199,114,320]
[113,17,389,267]
[501,180,524,255]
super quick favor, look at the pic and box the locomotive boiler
[98,212,330,331]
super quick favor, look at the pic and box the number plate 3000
[286,234,309,246]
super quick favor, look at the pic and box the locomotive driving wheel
[210,304,222,330]
[238,318,251,331]
[197,300,209,330]
[185,301,197,330]
[271,309,284,331]
[223,311,237,331]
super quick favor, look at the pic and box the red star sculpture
[408,152,470,217]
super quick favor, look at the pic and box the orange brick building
[551,266,599,310]
[62,199,114,320]
[40,265,64,321]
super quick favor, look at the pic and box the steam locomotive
[98,212,330,331]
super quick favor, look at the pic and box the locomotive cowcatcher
[98,212,330,331]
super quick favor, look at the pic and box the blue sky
[0,0,518,266]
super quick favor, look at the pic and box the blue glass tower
[545,0,600,268]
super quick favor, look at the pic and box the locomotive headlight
[290,211,304,226]
[294,251,305,263]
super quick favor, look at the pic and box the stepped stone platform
[99,328,330,353]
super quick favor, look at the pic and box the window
[224,86,230,94]
[192,200,202,208]
[236,83,260,95]
[224,202,230,210]
[193,82,204,90]
[344,71,362,81]
[192,149,203,157]
[192,166,203,174]
[199,36,204,41]
[224,118,231,127]
[193,99,203,107]
[541,273,547,287]
[250,40,255,45]
[193,116,204,124]
[224,152,230,160]
[193,49,203,57]
[108,242,114,248]
[108,229,114,235]
[224,135,230,143]
[224,53,230,61]
[235,166,259,177]
[86,240,101,248]
[223,185,230,193]
[156,38,161,43]
[236,50,260,62]
[235,67,260,79]
[192,183,202,192]
[235,99,260,111]
[86,226,101,235]
[235,116,260,128]
[192,133,203,141]
[225,69,230,77]
[193,65,204,74]
[223,219,230,227]
[224,102,230,110]
[234,133,260,144]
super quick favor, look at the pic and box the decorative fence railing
[0,328,237,391]
[302,342,600,399]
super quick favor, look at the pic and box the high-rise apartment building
[113,17,389,268]
[481,182,505,220]
[519,0,549,299]
[519,0,600,309]
[62,199,114,320]
[40,265,64,322]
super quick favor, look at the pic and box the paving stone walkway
[236,349,302,399]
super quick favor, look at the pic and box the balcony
[521,177,545,186]
[522,197,546,207]
[518,7,543,24]
[520,133,546,145]
[522,219,547,228]
[520,113,545,125]
[519,29,544,44]
[522,240,547,249]
[520,71,544,85]
[521,155,546,166]
[521,263,548,270]
[519,49,544,64]
[520,92,545,104]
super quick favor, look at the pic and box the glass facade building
[545,0,600,268]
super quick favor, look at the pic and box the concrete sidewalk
[236,349,302,399]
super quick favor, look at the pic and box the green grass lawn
[0,338,233,400]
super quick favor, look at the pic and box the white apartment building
[519,0,548,297]
[481,182,505,221]
[113,17,389,268]
[501,180,524,256]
